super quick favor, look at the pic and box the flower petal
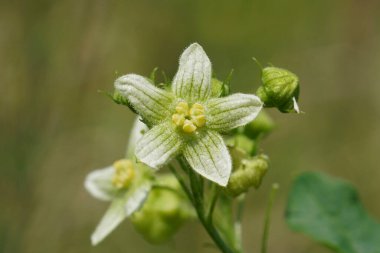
[115,74,174,124]
[91,198,126,245]
[172,43,212,102]
[206,93,263,131]
[84,166,117,201]
[124,182,151,215]
[91,183,151,245]
[126,117,149,159]
[135,122,182,169]
[183,131,231,186]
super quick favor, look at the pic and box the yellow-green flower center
[112,159,135,189]
[172,101,206,133]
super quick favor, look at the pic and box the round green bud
[243,111,275,140]
[232,134,256,155]
[130,175,192,244]
[257,67,300,113]
[226,155,269,197]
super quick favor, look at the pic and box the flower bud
[243,111,275,140]
[130,175,192,244]
[226,155,269,197]
[256,67,300,113]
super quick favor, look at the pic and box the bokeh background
[1,0,380,252]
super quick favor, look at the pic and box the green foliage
[286,171,380,253]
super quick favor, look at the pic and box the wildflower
[84,118,152,245]
[114,43,263,186]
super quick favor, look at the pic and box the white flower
[114,43,263,186]
[84,118,151,245]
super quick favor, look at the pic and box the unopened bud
[130,175,192,244]
[243,111,275,139]
[257,67,300,113]
[226,155,269,197]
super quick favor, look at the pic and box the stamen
[176,101,189,115]
[192,115,206,127]
[172,101,206,133]
[172,113,185,126]
[112,159,135,189]
[183,119,197,133]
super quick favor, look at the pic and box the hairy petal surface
[172,43,212,102]
[115,74,174,124]
[206,93,263,131]
[183,131,231,186]
[91,183,151,245]
[135,122,182,169]
[84,166,117,201]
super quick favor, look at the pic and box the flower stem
[175,157,236,253]
[261,183,279,253]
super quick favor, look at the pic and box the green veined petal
[183,131,231,186]
[115,74,174,125]
[135,122,182,169]
[206,93,263,131]
[91,183,151,245]
[84,166,117,201]
[172,43,212,102]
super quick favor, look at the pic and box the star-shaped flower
[84,118,152,245]
[115,43,263,186]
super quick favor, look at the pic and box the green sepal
[211,78,223,97]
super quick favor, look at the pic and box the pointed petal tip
[90,235,99,246]
[136,157,159,171]
[186,42,204,50]
[215,174,230,187]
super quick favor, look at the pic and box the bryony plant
[114,43,263,186]
[85,118,193,245]
[86,42,301,253]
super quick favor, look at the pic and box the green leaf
[286,171,380,253]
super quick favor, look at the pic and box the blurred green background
[1,0,380,252]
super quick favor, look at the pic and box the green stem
[168,164,194,204]
[176,157,235,253]
[261,183,279,253]
[235,194,245,252]
[207,184,219,222]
